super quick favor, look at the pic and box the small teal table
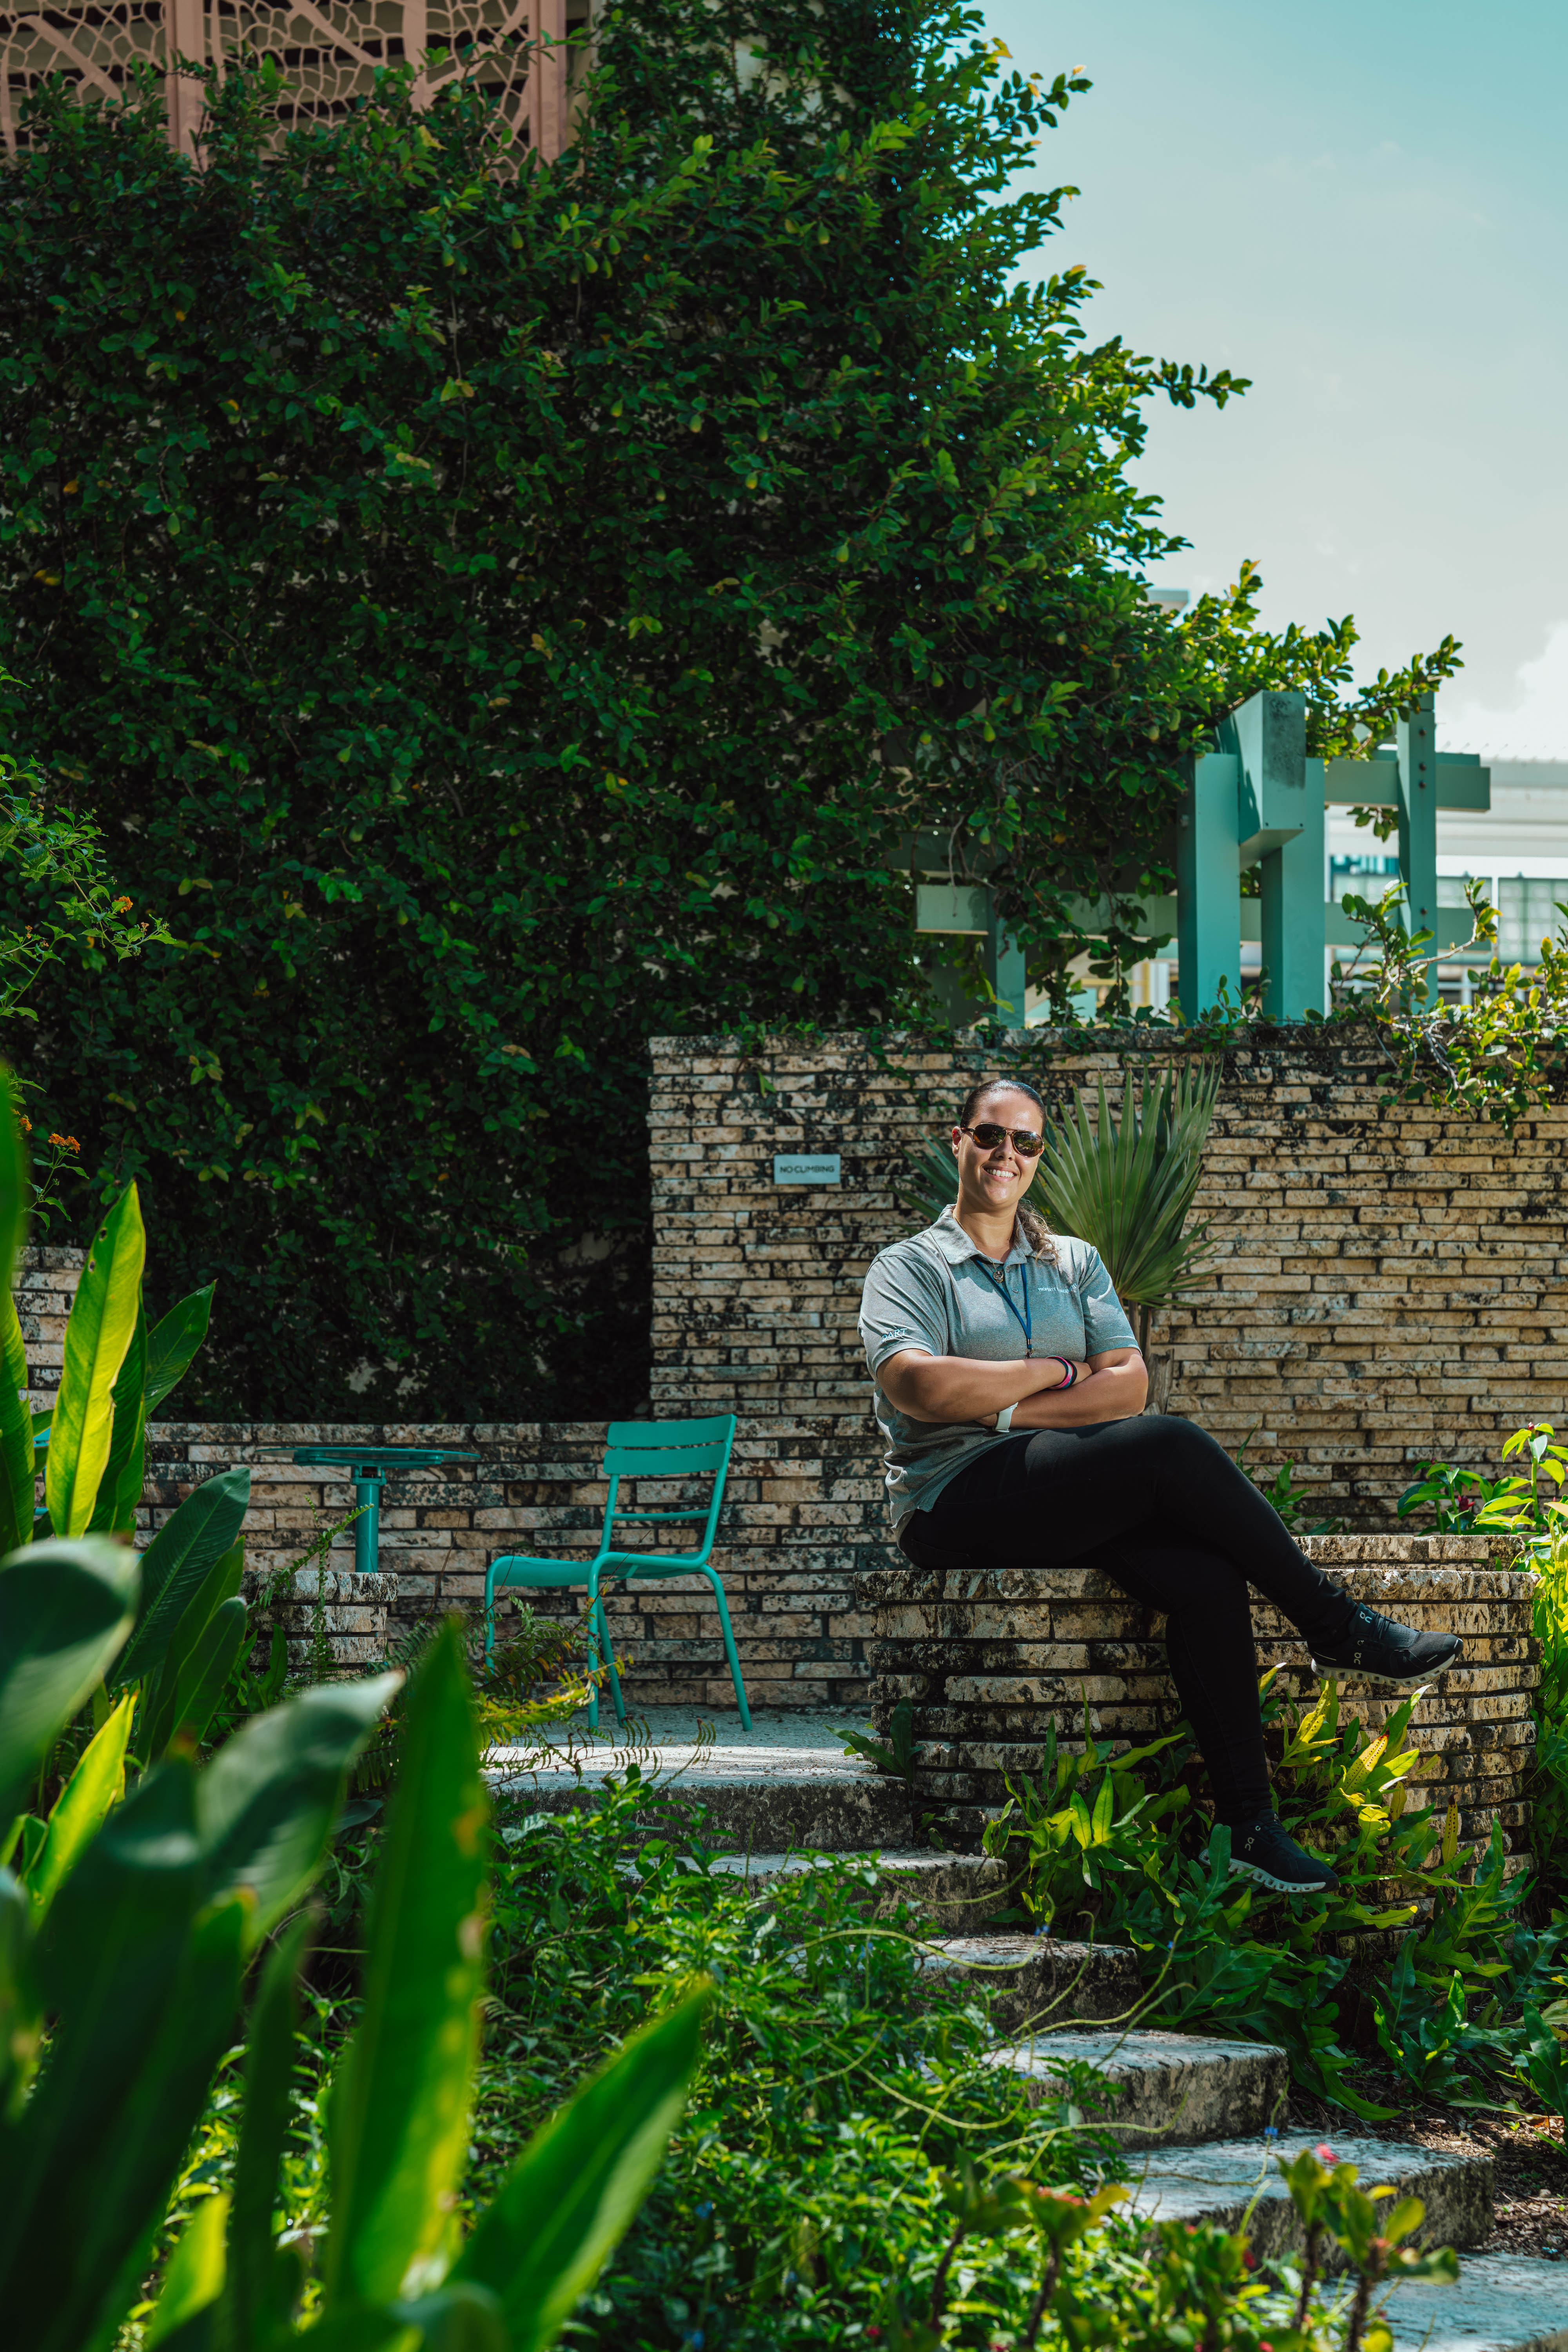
[258,1444,479,1575]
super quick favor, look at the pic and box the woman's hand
[1009,1348,1146,1426]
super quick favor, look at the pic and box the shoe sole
[1224,1855,1339,1896]
[1307,1649,1462,1689]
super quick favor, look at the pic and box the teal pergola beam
[985,904,1027,1025]
[1396,693,1439,1008]
[1176,750,1241,1013]
[907,696,1483,1027]
[1223,690,1324,1024]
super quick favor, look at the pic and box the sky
[976,0,1568,757]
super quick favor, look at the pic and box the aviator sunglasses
[958,1120,1044,1158]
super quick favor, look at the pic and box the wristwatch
[995,1404,1017,1433]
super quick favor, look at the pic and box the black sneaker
[1217,1811,1341,1896]
[1309,1600,1463,1689]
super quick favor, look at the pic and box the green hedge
[0,2,1453,1416]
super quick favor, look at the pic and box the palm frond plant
[1031,1061,1221,1399]
[897,1136,962,1230]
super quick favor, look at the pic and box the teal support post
[1229,690,1323,1020]
[354,1467,385,1577]
[1175,750,1241,1017]
[1397,693,1439,1007]
[985,897,1027,1025]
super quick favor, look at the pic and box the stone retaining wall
[647,1030,1568,1521]
[860,1535,1537,1867]
[17,1245,82,1406]
[144,1423,884,1707]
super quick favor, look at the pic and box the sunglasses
[958,1121,1044,1158]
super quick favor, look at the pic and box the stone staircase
[493,1716,1568,2350]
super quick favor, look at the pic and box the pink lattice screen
[0,0,575,158]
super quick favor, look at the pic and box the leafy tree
[0,3,1456,1416]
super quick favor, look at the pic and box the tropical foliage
[1027,1060,1220,1354]
[0,1544,703,2352]
[0,3,1459,1421]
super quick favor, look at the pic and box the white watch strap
[995,1404,1016,1434]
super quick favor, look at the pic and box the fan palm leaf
[1030,1062,1220,1310]
[897,1136,962,1232]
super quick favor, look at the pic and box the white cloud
[1440,623,1568,759]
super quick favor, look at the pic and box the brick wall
[646,1028,1568,1519]
[64,1028,1568,1720]
[141,1423,876,1709]
[17,1246,82,1406]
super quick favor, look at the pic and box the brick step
[1383,2251,1568,2350]
[916,1935,1142,2029]
[707,1849,1009,1933]
[992,2025,1287,2147]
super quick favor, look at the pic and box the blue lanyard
[982,1258,1033,1356]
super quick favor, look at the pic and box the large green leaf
[0,1288,34,1557]
[0,1538,140,1800]
[44,1894,251,2352]
[454,1992,706,2352]
[46,1183,146,1537]
[0,1070,30,1299]
[324,1622,488,2310]
[141,1539,246,1758]
[0,1757,247,2352]
[87,1304,149,1537]
[144,1285,216,1417]
[196,1671,399,1950]
[147,2189,229,2352]
[24,1688,136,1923]
[112,1466,251,1692]
[0,1864,32,2116]
[396,2283,509,2352]
[158,1595,248,1754]
[224,1912,312,2352]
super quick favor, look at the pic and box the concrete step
[916,1935,1143,2029]
[1112,2132,1493,2261]
[992,2026,1287,2148]
[708,1849,1009,1933]
[1382,2252,1568,2349]
[491,1753,916,1852]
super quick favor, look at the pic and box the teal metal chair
[484,1414,750,1729]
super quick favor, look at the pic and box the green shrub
[0,6,1458,1419]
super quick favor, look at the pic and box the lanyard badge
[983,1260,1033,1357]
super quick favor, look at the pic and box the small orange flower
[112,895,134,912]
[48,1134,81,1154]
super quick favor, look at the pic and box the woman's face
[950,1088,1042,1221]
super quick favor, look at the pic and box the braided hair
[956,1077,1058,1264]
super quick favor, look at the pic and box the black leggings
[898,1414,1353,1826]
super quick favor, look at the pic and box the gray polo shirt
[858,1206,1138,1529]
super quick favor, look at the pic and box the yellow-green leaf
[46,1185,146,1537]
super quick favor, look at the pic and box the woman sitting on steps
[858,1073,1463,1897]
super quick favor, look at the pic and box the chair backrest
[598,1414,737,1561]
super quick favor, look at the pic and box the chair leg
[599,1596,626,1726]
[484,1567,497,1666]
[587,1568,626,1727]
[583,1602,600,1732]
[703,1568,752,1731]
